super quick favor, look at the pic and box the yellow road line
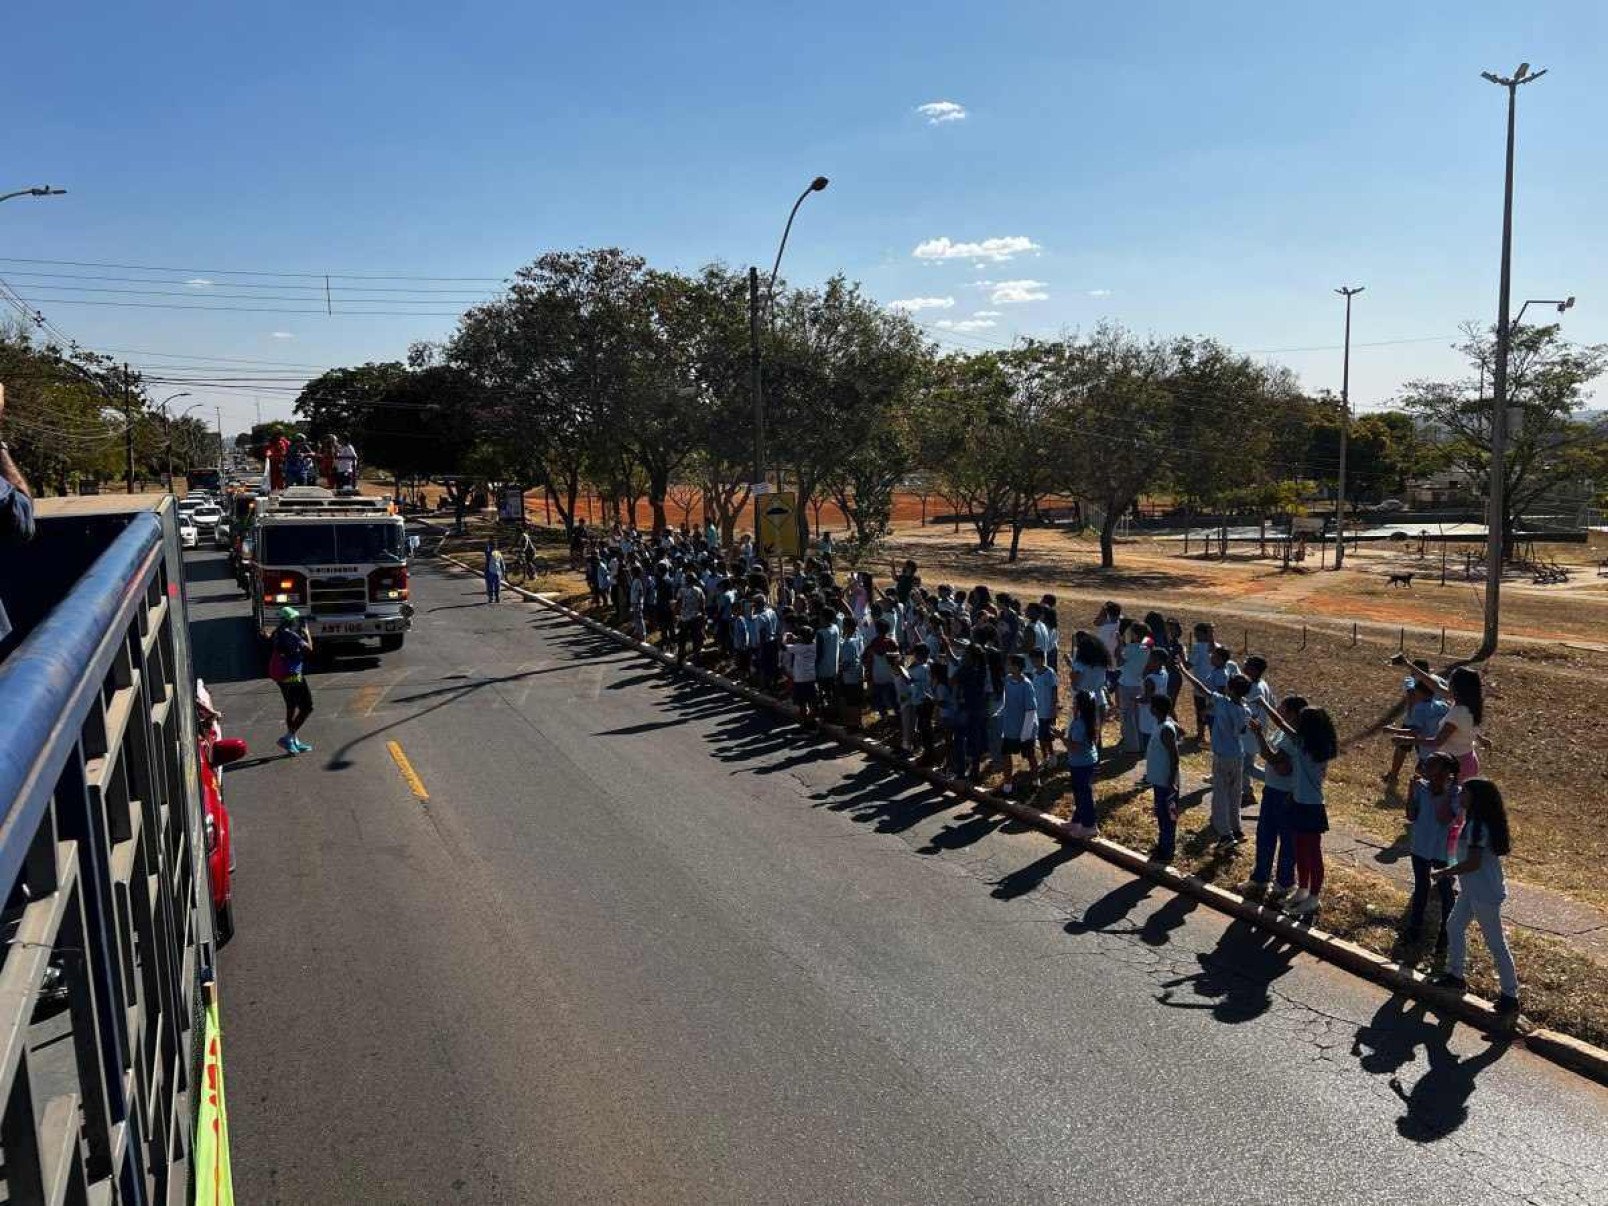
[386,740,430,801]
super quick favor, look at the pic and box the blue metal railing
[0,508,210,1204]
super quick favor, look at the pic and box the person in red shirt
[266,434,290,490]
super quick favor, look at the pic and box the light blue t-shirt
[1410,781,1461,862]
[998,676,1037,738]
[1032,667,1058,718]
[1118,641,1151,688]
[815,622,841,681]
[1066,714,1099,769]
[1456,817,1508,903]
[1262,730,1295,792]
[1209,693,1248,756]
[1073,658,1107,696]
[1288,742,1328,809]
[907,662,932,705]
[1408,697,1451,740]
[1242,678,1275,754]
[839,632,865,684]
[1145,720,1179,787]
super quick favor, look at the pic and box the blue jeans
[1445,891,1518,997]
[485,573,501,602]
[1151,784,1177,858]
[1252,786,1296,888]
[1069,763,1097,828]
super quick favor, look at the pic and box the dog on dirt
[1385,572,1414,588]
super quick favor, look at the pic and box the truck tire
[378,634,405,653]
[214,900,235,947]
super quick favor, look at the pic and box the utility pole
[123,363,135,494]
[1477,61,1547,659]
[749,266,764,551]
[1332,287,1363,569]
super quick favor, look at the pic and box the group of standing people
[517,524,1519,1014]
[263,432,359,493]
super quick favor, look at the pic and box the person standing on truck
[267,607,315,754]
[0,388,37,647]
[334,437,359,491]
[265,432,290,491]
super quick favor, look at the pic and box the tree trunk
[1099,511,1118,568]
[1007,519,1025,562]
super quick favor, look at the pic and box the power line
[0,255,507,282]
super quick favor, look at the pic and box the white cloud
[916,101,967,124]
[887,296,956,313]
[1086,288,1112,298]
[269,331,295,340]
[913,235,1039,263]
[974,310,1003,318]
[186,277,213,288]
[984,279,1049,304]
[934,318,998,332]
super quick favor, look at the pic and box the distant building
[1406,468,1478,508]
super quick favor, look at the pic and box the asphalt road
[185,549,1608,1205]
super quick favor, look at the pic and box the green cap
[278,606,300,623]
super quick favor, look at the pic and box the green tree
[449,248,649,537]
[1401,323,1608,544]
[293,363,408,442]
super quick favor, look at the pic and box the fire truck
[248,486,414,651]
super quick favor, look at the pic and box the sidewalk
[1107,759,1608,968]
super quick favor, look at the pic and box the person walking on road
[268,607,315,754]
[484,539,505,604]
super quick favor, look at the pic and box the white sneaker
[1286,894,1320,916]
[1283,887,1309,908]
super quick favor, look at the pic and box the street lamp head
[1515,62,1530,80]
[809,176,829,192]
[1481,71,1501,83]
[32,186,66,197]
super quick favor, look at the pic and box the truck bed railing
[0,510,210,1204]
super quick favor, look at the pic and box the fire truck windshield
[261,523,405,565]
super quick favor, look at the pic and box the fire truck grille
[309,576,368,616]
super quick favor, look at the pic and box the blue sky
[5,0,1604,437]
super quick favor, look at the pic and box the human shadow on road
[918,811,1005,855]
[1065,878,1155,937]
[1155,918,1298,1024]
[1350,994,1511,1143]
[991,846,1082,901]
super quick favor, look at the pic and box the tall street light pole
[0,185,66,205]
[1477,61,1547,660]
[157,392,193,492]
[1332,286,1364,569]
[751,176,829,557]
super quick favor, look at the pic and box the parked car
[1377,498,1405,512]
[196,680,242,944]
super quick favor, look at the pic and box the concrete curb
[440,553,1608,1088]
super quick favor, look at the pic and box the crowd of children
[557,525,1517,1013]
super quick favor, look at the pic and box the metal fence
[0,508,210,1204]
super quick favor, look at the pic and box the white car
[213,519,233,549]
[178,519,200,549]
[190,503,224,537]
